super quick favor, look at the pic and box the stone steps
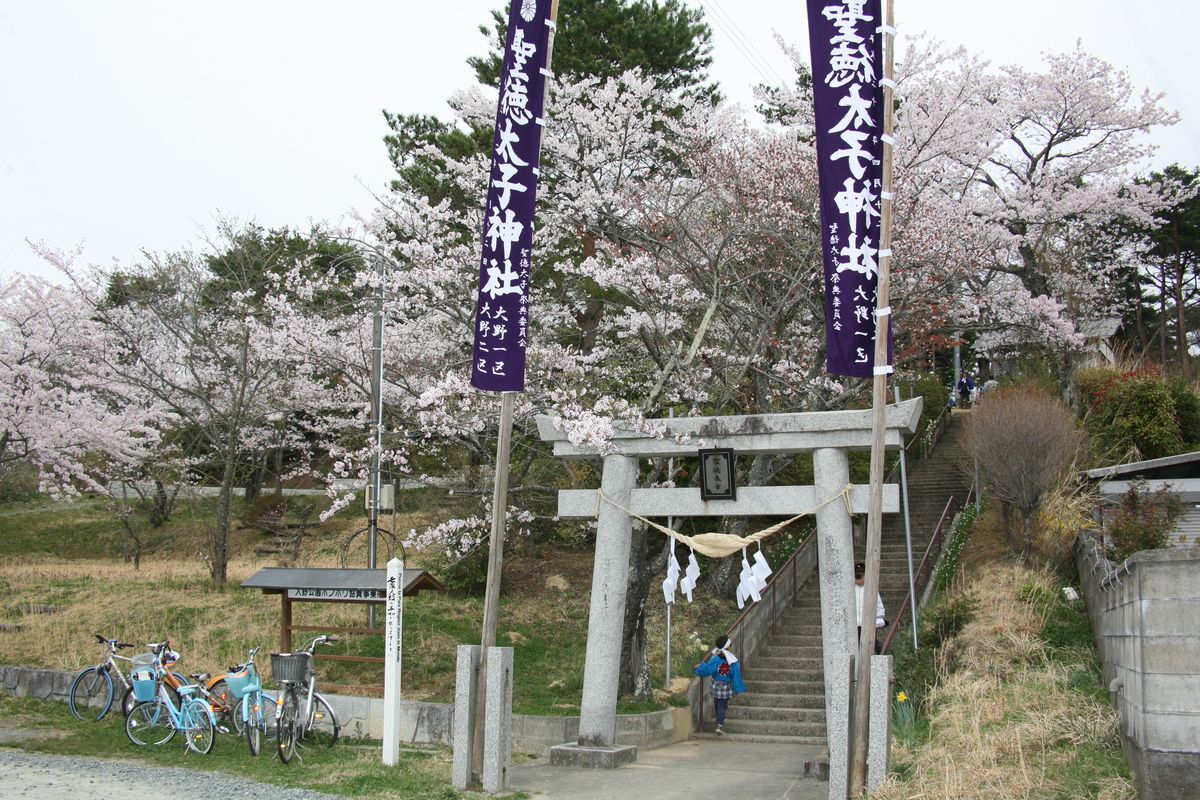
[725,705,826,723]
[751,656,823,672]
[737,692,826,708]
[722,718,827,738]
[693,732,827,745]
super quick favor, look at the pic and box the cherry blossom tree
[0,273,165,498]
[38,236,356,586]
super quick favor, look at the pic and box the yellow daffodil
[896,691,908,703]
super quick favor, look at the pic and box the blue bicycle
[124,647,216,754]
[224,645,272,755]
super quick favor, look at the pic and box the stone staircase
[709,415,971,744]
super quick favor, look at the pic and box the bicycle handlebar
[94,634,135,649]
[303,635,339,653]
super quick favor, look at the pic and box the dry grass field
[875,507,1135,800]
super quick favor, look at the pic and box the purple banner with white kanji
[470,0,554,392]
[807,0,892,377]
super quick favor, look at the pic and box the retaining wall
[0,665,688,757]
[1076,534,1200,800]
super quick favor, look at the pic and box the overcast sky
[2,1,1197,282]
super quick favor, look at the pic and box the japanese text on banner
[470,0,553,392]
[806,0,893,377]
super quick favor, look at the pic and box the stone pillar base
[548,742,638,769]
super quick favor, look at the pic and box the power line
[699,0,791,90]
[708,0,790,86]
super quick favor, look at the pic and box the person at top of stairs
[855,562,886,655]
[695,634,746,737]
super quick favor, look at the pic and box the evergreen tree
[382,0,716,205]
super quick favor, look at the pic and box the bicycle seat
[190,673,210,683]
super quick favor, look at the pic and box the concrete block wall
[1076,535,1200,800]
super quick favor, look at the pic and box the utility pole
[368,257,385,629]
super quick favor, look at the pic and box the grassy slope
[876,505,1134,800]
[0,494,735,714]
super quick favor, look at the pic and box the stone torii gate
[536,399,922,770]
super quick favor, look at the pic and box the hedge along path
[594,483,854,558]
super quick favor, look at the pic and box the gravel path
[0,748,341,800]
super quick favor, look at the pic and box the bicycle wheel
[120,686,136,718]
[182,699,215,755]
[68,667,114,721]
[125,700,175,746]
[245,692,263,756]
[306,692,340,747]
[276,688,299,764]
[208,679,241,734]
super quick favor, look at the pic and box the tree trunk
[119,517,142,570]
[1020,510,1034,563]
[149,480,171,526]
[274,446,285,496]
[618,521,653,701]
[244,461,262,502]
[1135,300,1150,356]
[212,445,239,587]
[1160,269,1169,366]
[1000,502,1019,554]
[1176,250,1189,380]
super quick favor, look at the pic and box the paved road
[0,748,338,800]
[509,740,828,800]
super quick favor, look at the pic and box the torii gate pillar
[577,453,638,746]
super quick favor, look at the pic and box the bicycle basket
[224,668,255,698]
[270,652,310,684]
[131,653,156,667]
[131,668,158,702]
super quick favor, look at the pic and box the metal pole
[665,407,674,690]
[664,583,673,690]
[850,1,896,793]
[368,257,385,629]
[953,330,961,395]
[895,386,918,650]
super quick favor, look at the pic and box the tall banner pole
[850,0,897,793]
[382,557,404,766]
[805,0,894,790]
[468,0,560,782]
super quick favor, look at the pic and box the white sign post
[382,557,404,766]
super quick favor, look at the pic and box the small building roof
[241,567,443,596]
[1077,318,1121,340]
[1084,451,1200,481]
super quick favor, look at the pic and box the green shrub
[1169,380,1200,446]
[1103,376,1183,458]
[1079,368,1187,459]
[1106,479,1182,562]
[1073,366,1121,415]
[910,373,950,425]
[921,594,977,648]
[935,503,977,591]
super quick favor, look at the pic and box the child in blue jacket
[694,634,746,736]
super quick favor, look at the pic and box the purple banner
[470,0,554,392]
[807,0,892,378]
